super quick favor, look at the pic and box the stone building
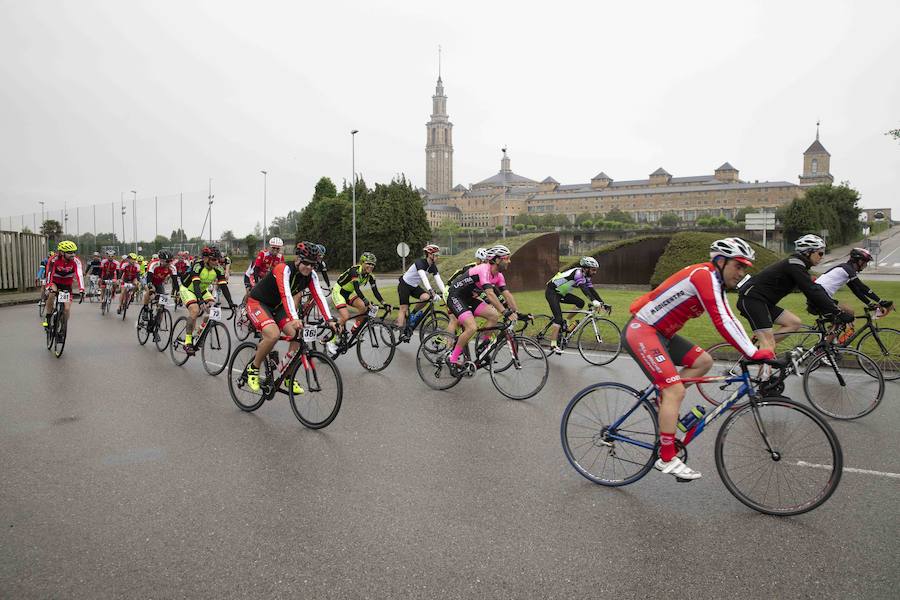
[421,75,834,229]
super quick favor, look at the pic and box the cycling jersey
[250,262,331,324]
[246,250,285,281]
[119,262,140,282]
[447,263,506,299]
[174,259,189,275]
[180,261,226,293]
[401,258,445,294]
[100,259,119,280]
[814,262,881,303]
[547,267,602,303]
[334,265,384,305]
[738,255,835,315]
[86,259,102,276]
[630,262,756,357]
[46,255,85,291]
[446,262,477,288]
[147,260,179,287]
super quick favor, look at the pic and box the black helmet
[158,250,172,261]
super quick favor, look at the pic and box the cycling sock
[449,346,463,364]
[185,334,193,345]
[659,431,676,462]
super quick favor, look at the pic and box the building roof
[452,184,468,192]
[474,170,539,187]
[804,139,830,156]
[531,180,797,201]
[592,172,611,180]
[541,176,559,184]
[424,203,461,213]
[650,167,671,176]
[716,162,737,171]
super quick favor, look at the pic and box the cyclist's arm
[308,271,333,320]
[433,274,446,296]
[369,279,385,304]
[74,258,85,292]
[482,286,506,314]
[846,276,881,305]
[788,259,837,315]
[691,268,758,357]
[351,278,369,305]
[575,270,603,304]
[274,264,300,321]
[501,289,519,312]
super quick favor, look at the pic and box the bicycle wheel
[855,327,900,381]
[38,298,46,319]
[696,342,746,407]
[121,293,130,320]
[522,314,554,352]
[100,294,107,315]
[561,382,659,486]
[418,309,451,344]
[169,316,191,366]
[45,312,55,350]
[287,350,343,429]
[52,311,67,358]
[154,309,173,352]
[416,330,464,390]
[575,317,622,366]
[136,306,151,345]
[716,397,842,515]
[234,303,253,341]
[227,342,267,411]
[355,321,395,371]
[488,335,548,400]
[201,321,231,376]
[803,347,883,420]
[774,327,821,355]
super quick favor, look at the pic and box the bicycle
[560,356,842,516]
[86,275,100,302]
[699,314,885,420]
[227,324,343,429]
[416,316,549,400]
[36,280,48,319]
[119,282,137,320]
[136,290,175,352]
[100,280,116,316]
[44,290,81,358]
[170,303,233,375]
[527,304,621,365]
[326,304,396,372]
[232,296,255,342]
[388,296,451,346]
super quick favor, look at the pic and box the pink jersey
[447,262,507,298]
[46,255,85,290]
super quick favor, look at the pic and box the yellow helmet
[57,240,78,253]
[128,252,138,260]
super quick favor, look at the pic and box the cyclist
[395,244,446,340]
[314,244,331,288]
[117,254,141,314]
[331,252,385,337]
[85,252,102,294]
[442,247,488,304]
[544,256,610,355]
[811,247,892,317]
[244,242,337,393]
[99,250,120,305]
[36,252,51,286]
[624,237,773,481]
[42,241,85,328]
[445,245,521,371]
[143,250,179,307]
[736,234,849,353]
[178,246,235,355]
[245,237,284,293]
[174,251,190,278]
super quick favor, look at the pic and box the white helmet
[268,237,284,247]
[485,244,511,261]
[794,234,826,253]
[580,256,599,269]
[474,247,488,261]
[709,237,755,264]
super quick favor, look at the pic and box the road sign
[396,242,410,258]
[744,213,776,231]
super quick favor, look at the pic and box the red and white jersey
[100,258,120,280]
[173,258,189,275]
[119,261,140,282]
[247,250,285,280]
[147,260,178,286]
[630,262,757,357]
[46,255,85,290]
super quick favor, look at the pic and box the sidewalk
[0,289,40,308]
[814,225,899,274]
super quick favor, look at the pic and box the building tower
[799,122,833,186]
[425,57,453,195]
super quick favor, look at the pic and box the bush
[650,232,779,287]
[514,223,525,232]
[581,220,593,229]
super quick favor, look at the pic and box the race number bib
[57,291,71,303]
[368,305,378,317]
[303,326,318,342]
[209,306,221,321]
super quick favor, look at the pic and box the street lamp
[208,178,215,244]
[38,201,45,231]
[261,170,268,242]
[351,129,359,261]
[130,190,137,253]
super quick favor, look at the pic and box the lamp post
[351,129,359,262]
[261,170,268,241]
[208,178,214,244]
[130,190,137,253]
[39,201,45,231]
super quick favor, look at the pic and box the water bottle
[277,349,297,374]
[677,405,706,433]
[408,310,423,329]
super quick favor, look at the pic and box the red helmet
[423,244,440,256]
[850,247,873,262]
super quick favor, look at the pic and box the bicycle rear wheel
[576,317,622,366]
[416,330,464,390]
[716,397,842,515]
[136,306,151,345]
[201,321,232,376]
[855,327,900,381]
[234,301,253,341]
[489,335,548,400]
[803,347,883,419]
[52,311,67,358]
[154,308,173,352]
[523,315,553,354]
[227,342,267,412]
[696,342,745,407]
[38,297,46,319]
[561,382,658,486]
[356,321,395,371]
[169,316,191,366]
[418,309,451,344]
[288,350,342,429]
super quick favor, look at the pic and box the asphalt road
[2,286,899,599]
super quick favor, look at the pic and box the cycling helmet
[158,250,172,261]
[315,243,327,257]
[57,240,77,253]
[359,252,377,265]
[580,256,599,269]
[121,255,128,260]
[295,241,318,263]
[138,255,145,262]
[794,234,826,253]
[201,246,218,258]
[709,237,755,265]
[423,244,440,255]
[474,247,488,261]
[486,245,511,261]
[93,251,100,256]
[105,249,115,257]
[850,247,873,262]
[128,252,138,260]
[269,237,284,247]
[151,253,159,259]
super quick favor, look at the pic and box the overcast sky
[1,0,898,241]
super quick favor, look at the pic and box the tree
[40,219,63,245]
[22,226,32,234]
[221,230,236,242]
[581,219,593,229]
[659,213,681,227]
[734,206,755,223]
[356,175,433,270]
[152,235,169,252]
[575,212,593,226]
[313,177,338,202]
[252,222,262,237]
[244,234,259,257]
[170,229,187,245]
[887,128,899,140]
[780,183,862,247]
[514,223,525,232]
[604,208,634,224]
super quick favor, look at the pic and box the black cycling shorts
[398,279,427,306]
[736,294,784,331]
[447,293,480,320]
[545,286,584,325]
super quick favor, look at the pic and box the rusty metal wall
[591,236,672,285]
[0,231,48,291]
[506,232,559,291]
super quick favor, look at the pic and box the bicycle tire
[53,311,67,358]
[154,308,173,352]
[715,397,842,515]
[802,346,883,420]
[234,302,253,341]
[524,315,554,353]
[418,309,451,344]
[287,350,343,429]
[45,312,55,350]
[169,316,191,366]
[38,298,46,319]
[696,342,745,407]
[356,321,395,372]
[136,306,151,345]
[227,342,267,411]
[201,321,231,376]
[855,327,900,382]
[416,330,464,390]
[575,317,622,366]
[489,335,548,400]
[560,382,659,486]
[121,291,130,320]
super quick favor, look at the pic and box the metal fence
[0,231,49,291]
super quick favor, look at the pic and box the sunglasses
[299,260,317,266]
[814,251,825,257]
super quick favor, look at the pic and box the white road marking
[796,461,900,480]
[875,243,900,265]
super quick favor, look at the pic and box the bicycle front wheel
[169,316,191,366]
[561,382,658,486]
[136,306,151,345]
[416,330,463,391]
[803,347,883,419]
[855,327,900,382]
[227,342,267,412]
[288,350,343,429]
[696,342,745,407]
[356,321,395,371]
[234,302,253,342]
[489,335,548,400]
[716,397,842,515]
[154,309,173,352]
[419,309,451,344]
[52,312,67,358]
[576,317,622,366]
[201,321,232,376]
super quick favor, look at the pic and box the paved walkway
[816,225,900,275]
[0,290,40,307]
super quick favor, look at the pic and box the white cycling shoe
[654,457,702,480]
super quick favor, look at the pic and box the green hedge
[562,235,671,271]
[436,232,550,275]
[650,232,780,287]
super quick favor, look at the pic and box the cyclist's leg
[61,285,74,319]
[44,284,58,322]
[473,302,498,346]
[396,280,412,328]
[545,286,564,343]
[179,286,200,342]
[738,294,779,351]
[349,296,367,331]
[447,295,479,365]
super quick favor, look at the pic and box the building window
[811,159,818,174]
